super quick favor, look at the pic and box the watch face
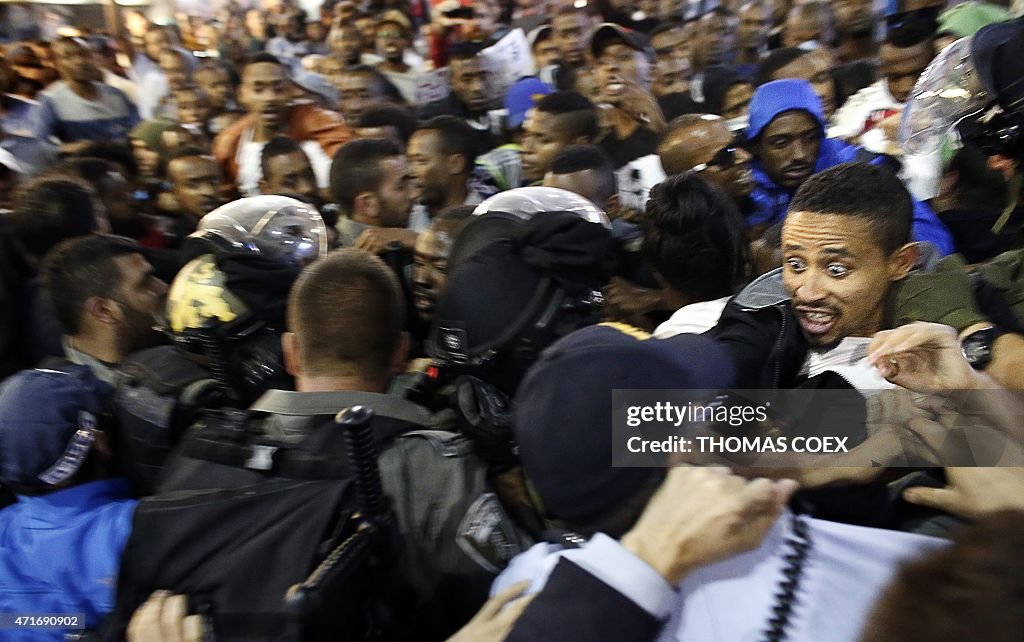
[963,339,991,365]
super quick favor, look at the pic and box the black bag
[113,345,225,493]
[105,407,413,642]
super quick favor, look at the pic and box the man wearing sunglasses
[744,79,954,256]
[658,114,756,206]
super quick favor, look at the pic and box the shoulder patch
[456,492,525,574]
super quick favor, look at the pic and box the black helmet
[428,187,614,395]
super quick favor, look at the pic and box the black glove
[454,375,519,473]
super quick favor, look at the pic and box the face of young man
[834,0,874,37]
[756,110,823,189]
[408,129,458,209]
[773,49,836,117]
[261,149,318,202]
[782,210,914,346]
[112,252,168,355]
[240,62,290,133]
[338,71,384,123]
[370,156,414,228]
[551,13,591,67]
[596,43,651,105]
[328,25,363,65]
[650,28,692,96]
[144,29,172,63]
[168,155,225,219]
[532,38,561,70]
[53,40,93,85]
[195,67,233,111]
[693,13,733,68]
[738,4,767,51]
[412,224,457,322]
[375,23,408,63]
[678,119,756,199]
[881,41,934,104]
[450,56,489,114]
[521,110,583,183]
[175,90,210,126]
[159,51,190,92]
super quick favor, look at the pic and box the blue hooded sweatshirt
[745,80,955,256]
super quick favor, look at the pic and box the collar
[336,216,372,246]
[63,337,119,386]
[250,389,432,427]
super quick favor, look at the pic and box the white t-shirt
[235,127,333,197]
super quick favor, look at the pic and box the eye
[786,257,805,271]
[827,263,849,277]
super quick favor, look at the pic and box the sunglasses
[692,137,745,172]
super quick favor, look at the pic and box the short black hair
[549,144,615,175]
[245,52,286,70]
[341,64,406,103]
[642,173,749,301]
[329,138,403,214]
[58,141,138,179]
[755,47,808,86]
[42,235,142,336]
[535,90,599,140]
[417,115,479,172]
[549,144,617,207]
[356,104,418,144]
[165,144,210,164]
[10,177,98,259]
[260,135,309,179]
[789,162,913,253]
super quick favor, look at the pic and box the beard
[117,303,165,357]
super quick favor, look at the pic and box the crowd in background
[1,0,1024,640]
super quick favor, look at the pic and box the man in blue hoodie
[745,79,954,256]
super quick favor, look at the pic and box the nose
[793,268,827,303]
[736,147,753,164]
[791,139,813,163]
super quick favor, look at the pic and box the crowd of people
[1,0,1024,640]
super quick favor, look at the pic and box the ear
[889,242,920,282]
[84,296,121,327]
[353,191,379,225]
[282,331,301,377]
[572,134,590,145]
[390,331,411,375]
[446,152,467,176]
[258,178,270,194]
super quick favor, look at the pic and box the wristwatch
[960,325,1007,370]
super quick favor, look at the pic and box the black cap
[590,23,654,60]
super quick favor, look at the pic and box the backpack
[112,345,226,494]
[104,406,416,642]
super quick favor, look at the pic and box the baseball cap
[504,76,554,129]
[292,71,339,107]
[513,323,736,522]
[0,366,112,488]
[590,22,653,60]
[376,9,413,37]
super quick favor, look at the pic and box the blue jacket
[0,479,137,640]
[748,137,956,256]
